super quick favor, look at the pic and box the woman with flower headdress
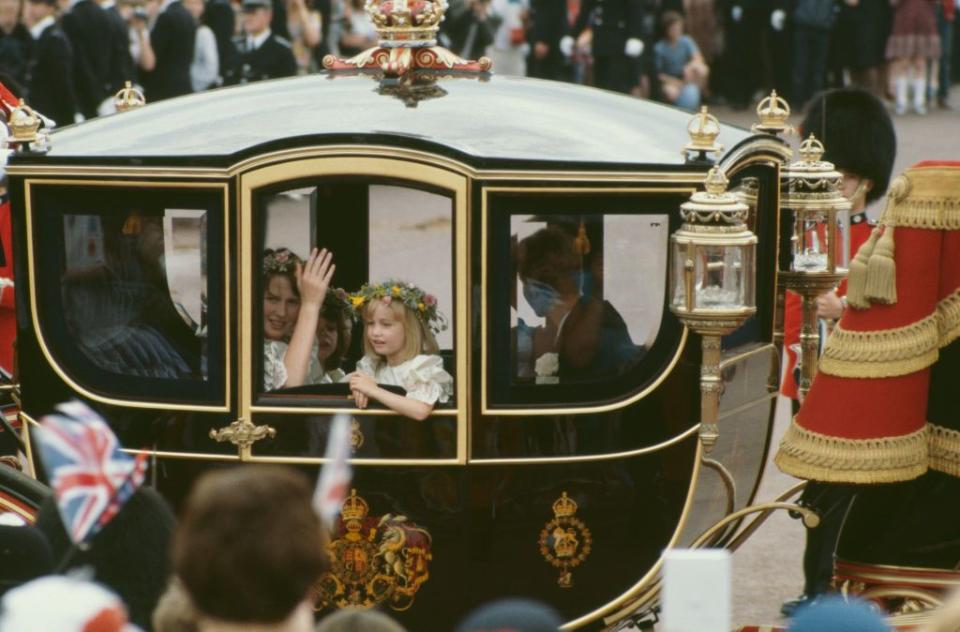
[345,280,453,421]
[262,247,336,391]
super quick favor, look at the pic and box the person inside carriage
[61,212,205,380]
[514,225,644,384]
[262,247,353,391]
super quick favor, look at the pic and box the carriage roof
[18,74,754,169]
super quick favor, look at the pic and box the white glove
[559,35,574,57]
[731,4,742,21]
[624,37,644,58]
[771,8,785,31]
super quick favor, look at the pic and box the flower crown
[262,248,300,275]
[348,280,448,334]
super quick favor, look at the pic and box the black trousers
[799,480,856,595]
[792,25,831,110]
[592,54,636,93]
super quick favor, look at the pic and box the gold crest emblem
[539,492,592,588]
[315,489,433,611]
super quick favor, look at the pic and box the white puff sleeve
[355,355,378,377]
[401,355,454,405]
[263,341,289,391]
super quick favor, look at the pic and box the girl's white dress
[263,341,342,391]
[354,354,453,405]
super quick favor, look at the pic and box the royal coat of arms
[315,489,433,611]
[539,491,593,588]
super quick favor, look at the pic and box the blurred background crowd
[0,0,957,127]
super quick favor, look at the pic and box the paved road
[709,94,960,628]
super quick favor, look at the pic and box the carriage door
[236,157,469,464]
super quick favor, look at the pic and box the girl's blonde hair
[362,298,439,366]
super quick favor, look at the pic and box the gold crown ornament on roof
[365,0,446,48]
[8,100,40,144]
[752,90,792,135]
[324,0,489,77]
[114,81,146,113]
[683,106,723,158]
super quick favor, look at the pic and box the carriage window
[31,185,225,406]
[61,210,208,380]
[257,181,454,403]
[511,215,667,386]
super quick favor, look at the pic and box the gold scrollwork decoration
[208,418,276,450]
[539,491,592,588]
[350,418,364,453]
[315,489,433,611]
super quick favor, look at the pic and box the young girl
[315,287,353,383]
[262,247,335,391]
[345,280,452,420]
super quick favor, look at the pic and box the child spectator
[654,11,708,111]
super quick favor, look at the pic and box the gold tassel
[845,226,881,309]
[864,224,897,304]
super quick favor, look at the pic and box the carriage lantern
[670,166,757,452]
[114,81,146,113]
[778,134,852,398]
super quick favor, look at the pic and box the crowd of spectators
[0,464,568,631]
[0,0,956,124]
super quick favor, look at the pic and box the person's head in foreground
[788,595,891,632]
[455,598,562,632]
[314,607,407,632]
[173,466,328,630]
[0,575,139,632]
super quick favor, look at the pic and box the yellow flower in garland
[350,295,365,308]
[391,285,402,297]
[418,302,425,312]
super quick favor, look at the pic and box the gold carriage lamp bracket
[682,106,723,165]
[322,0,492,78]
[778,134,852,400]
[752,90,794,136]
[209,417,277,456]
[114,81,146,113]
[669,167,758,452]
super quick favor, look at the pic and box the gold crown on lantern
[683,106,723,156]
[752,90,791,134]
[9,99,40,143]
[365,0,446,47]
[552,492,578,519]
[114,81,146,113]
[798,134,826,163]
[340,488,370,522]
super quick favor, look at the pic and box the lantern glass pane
[792,210,829,272]
[671,240,688,310]
[742,243,756,309]
[694,244,745,310]
[834,207,851,272]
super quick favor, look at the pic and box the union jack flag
[35,400,148,544]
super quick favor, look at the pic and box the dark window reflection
[61,210,208,380]
[511,215,668,385]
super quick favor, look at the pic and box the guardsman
[779,88,896,616]
[776,160,960,609]
[561,0,647,93]
[226,0,297,85]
